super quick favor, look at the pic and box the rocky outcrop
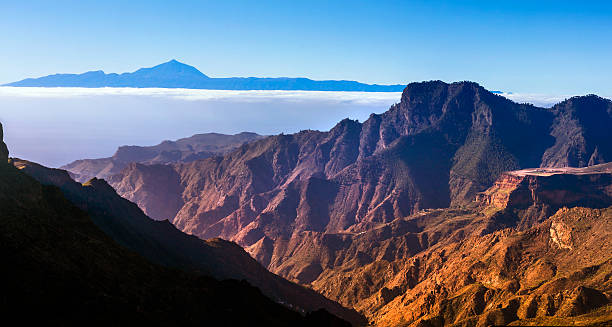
[476,163,612,211]
[541,95,612,168]
[110,81,560,247]
[62,131,264,182]
[0,122,8,163]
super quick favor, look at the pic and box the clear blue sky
[2,0,611,94]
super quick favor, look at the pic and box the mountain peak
[4,61,405,91]
[158,59,190,68]
[142,59,209,79]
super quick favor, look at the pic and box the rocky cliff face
[477,163,612,211]
[101,81,612,325]
[249,166,612,326]
[541,95,612,168]
[108,81,611,264]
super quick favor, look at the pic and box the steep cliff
[541,95,612,168]
[101,81,612,325]
[110,82,563,249]
[477,163,612,209]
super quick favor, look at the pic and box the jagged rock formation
[477,163,612,210]
[13,158,363,326]
[541,95,612,167]
[363,206,612,327]
[62,131,264,182]
[94,81,612,325]
[107,81,611,260]
[0,155,350,326]
[0,122,8,163]
[249,166,612,326]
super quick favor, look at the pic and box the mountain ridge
[12,157,363,325]
[4,60,406,92]
[102,80,612,288]
[62,131,265,185]
[106,81,603,232]
[0,124,352,326]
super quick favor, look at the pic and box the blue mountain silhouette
[5,60,405,92]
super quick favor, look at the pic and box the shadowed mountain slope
[5,59,405,91]
[0,126,351,326]
[541,95,612,167]
[13,158,363,326]
[62,131,265,184]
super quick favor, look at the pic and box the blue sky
[1,0,611,94]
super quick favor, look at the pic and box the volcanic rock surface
[259,165,612,326]
[106,81,611,256]
[76,80,612,325]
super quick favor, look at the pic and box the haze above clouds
[0,87,400,167]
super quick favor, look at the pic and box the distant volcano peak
[136,59,209,78]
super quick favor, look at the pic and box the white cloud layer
[0,87,402,106]
[0,87,401,167]
[497,92,571,108]
[1,87,608,108]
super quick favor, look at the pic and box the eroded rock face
[315,206,612,327]
[550,219,573,250]
[110,81,560,250]
[0,123,8,163]
[104,85,612,326]
[477,163,612,212]
[541,95,612,168]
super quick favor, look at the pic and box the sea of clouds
[0,87,606,167]
[0,87,401,167]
